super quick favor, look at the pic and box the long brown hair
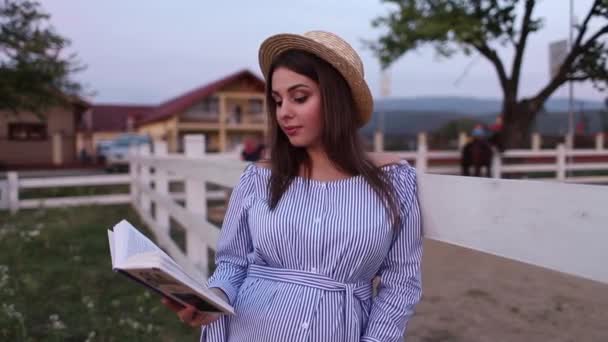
[263,50,401,228]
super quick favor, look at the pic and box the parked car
[96,140,113,164]
[105,134,151,172]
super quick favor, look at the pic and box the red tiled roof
[88,104,154,132]
[137,69,265,126]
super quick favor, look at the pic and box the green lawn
[0,205,200,341]
[20,185,130,200]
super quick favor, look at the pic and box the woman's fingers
[177,305,196,323]
[162,297,221,327]
[161,297,185,313]
[187,311,221,327]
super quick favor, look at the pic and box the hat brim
[258,33,373,127]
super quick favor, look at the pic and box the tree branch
[580,24,608,52]
[567,76,592,82]
[572,0,600,50]
[532,3,606,105]
[471,41,509,95]
[511,0,536,94]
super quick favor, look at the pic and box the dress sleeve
[362,163,423,342]
[206,164,256,305]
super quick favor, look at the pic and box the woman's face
[271,67,323,150]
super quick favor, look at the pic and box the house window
[248,99,263,114]
[201,97,219,113]
[8,123,47,141]
[182,97,220,121]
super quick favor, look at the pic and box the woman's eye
[274,100,282,107]
[294,96,308,104]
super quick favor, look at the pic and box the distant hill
[373,96,605,115]
[361,111,475,136]
[361,108,607,136]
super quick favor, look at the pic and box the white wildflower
[82,296,95,310]
[120,317,141,330]
[2,303,23,321]
[0,265,9,288]
[84,330,96,342]
[18,231,31,242]
[49,314,66,330]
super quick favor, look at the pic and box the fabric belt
[247,264,372,341]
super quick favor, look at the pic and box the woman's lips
[284,126,301,136]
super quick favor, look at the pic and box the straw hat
[258,31,373,127]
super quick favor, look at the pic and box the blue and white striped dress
[202,159,423,342]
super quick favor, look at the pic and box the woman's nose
[277,102,294,121]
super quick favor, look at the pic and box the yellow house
[136,69,267,153]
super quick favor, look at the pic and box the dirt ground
[406,240,608,342]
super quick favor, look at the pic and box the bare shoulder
[254,159,271,170]
[367,152,404,168]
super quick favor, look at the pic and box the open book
[107,220,234,315]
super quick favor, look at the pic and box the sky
[39,0,606,105]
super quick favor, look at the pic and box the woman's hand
[161,289,228,327]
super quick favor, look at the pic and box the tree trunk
[502,99,541,150]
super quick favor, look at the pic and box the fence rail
[0,168,226,213]
[381,133,608,183]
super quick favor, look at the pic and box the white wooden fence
[129,135,244,280]
[1,173,131,213]
[0,171,228,215]
[1,134,607,286]
[377,132,608,184]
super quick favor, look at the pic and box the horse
[461,137,494,177]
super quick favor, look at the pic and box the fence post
[491,152,502,179]
[417,132,427,148]
[416,132,428,173]
[557,144,566,181]
[458,131,468,150]
[596,133,605,151]
[154,141,170,235]
[139,144,152,215]
[8,172,19,214]
[129,146,139,207]
[184,135,209,276]
[374,130,384,152]
[565,133,574,150]
[531,133,542,151]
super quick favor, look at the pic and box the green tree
[0,0,84,115]
[369,0,608,149]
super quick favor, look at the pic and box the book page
[113,220,169,263]
[108,230,115,266]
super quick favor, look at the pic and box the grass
[0,205,200,342]
[20,185,130,200]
